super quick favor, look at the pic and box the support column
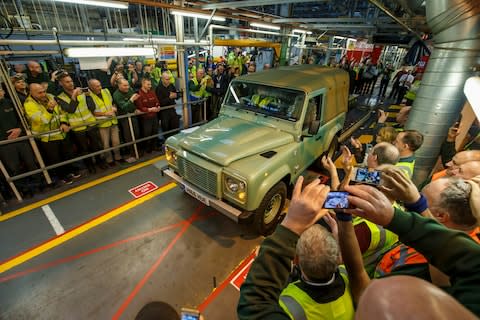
[174,0,189,128]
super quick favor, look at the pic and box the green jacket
[387,207,480,316]
[113,88,137,115]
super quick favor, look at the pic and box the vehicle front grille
[177,157,218,196]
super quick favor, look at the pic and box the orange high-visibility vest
[375,227,480,277]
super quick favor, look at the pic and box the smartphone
[181,307,200,320]
[352,167,382,186]
[323,191,350,209]
[81,87,89,93]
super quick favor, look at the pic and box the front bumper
[163,168,245,223]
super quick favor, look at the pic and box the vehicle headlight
[224,175,247,203]
[165,146,177,165]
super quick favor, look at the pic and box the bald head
[368,142,400,169]
[88,79,102,95]
[446,150,480,179]
[29,83,47,102]
[356,276,477,320]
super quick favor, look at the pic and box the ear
[435,211,450,223]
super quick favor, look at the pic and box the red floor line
[0,181,175,266]
[112,205,204,320]
[197,249,257,313]
[0,211,217,284]
[0,222,185,283]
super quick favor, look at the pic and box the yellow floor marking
[0,156,166,222]
[0,182,177,274]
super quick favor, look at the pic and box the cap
[11,73,27,83]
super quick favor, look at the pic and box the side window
[303,94,323,130]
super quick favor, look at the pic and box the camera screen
[354,167,381,185]
[323,192,349,209]
[181,314,199,320]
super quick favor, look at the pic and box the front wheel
[253,181,287,236]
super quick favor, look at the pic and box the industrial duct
[405,0,480,184]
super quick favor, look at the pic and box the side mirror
[308,120,320,135]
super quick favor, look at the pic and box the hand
[60,124,70,133]
[6,128,21,140]
[323,211,339,243]
[111,106,117,113]
[447,124,460,142]
[350,137,362,150]
[379,166,421,204]
[72,88,82,99]
[105,110,115,116]
[341,145,353,171]
[169,92,177,99]
[344,184,394,227]
[130,93,140,102]
[321,155,336,173]
[47,99,57,110]
[281,176,330,235]
[134,109,142,115]
[378,110,389,123]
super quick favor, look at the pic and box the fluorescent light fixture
[64,47,155,58]
[464,76,480,121]
[293,29,312,35]
[250,22,281,31]
[170,9,226,22]
[53,0,128,9]
[122,38,145,42]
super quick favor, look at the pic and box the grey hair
[296,224,339,281]
[439,178,476,226]
[373,142,400,165]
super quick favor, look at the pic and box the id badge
[216,83,220,89]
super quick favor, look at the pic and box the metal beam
[368,0,422,39]
[273,17,367,23]
[202,0,322,10]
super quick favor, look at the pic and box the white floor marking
[41,205,65,235]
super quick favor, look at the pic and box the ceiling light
[170,9,226,22]
[53,0,128,9]
[464,77,480,122]
[293,29,312,35]
[122,38,145,42]
[250,22,280,31]
[64,47,155,58]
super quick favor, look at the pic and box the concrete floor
[0,93,398,319]
[0,159,262,319]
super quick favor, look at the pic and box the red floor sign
[129,181,159,198]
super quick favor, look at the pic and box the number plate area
[184,184,210,206]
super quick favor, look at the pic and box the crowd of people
[0,49,275,203]
[237,104,480,318]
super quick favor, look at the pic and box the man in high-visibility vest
[89,79,122,166]
[24,83,78,184]
[238,177,363,319]
[56,74,107,173]
[188,69,209,124]
[393,130,424,179]
[375,176,480,283]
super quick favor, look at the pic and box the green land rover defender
[164,65,349,235]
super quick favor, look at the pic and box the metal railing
[0,98,208,202]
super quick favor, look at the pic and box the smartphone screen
[353,167,381,185]
[181,308,200,320]
[323,191,350,209]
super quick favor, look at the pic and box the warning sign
[129,181,159,198]
[230,254,256,291]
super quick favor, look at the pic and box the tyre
[253,181,287,236]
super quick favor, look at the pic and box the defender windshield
[224,81,305,121]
